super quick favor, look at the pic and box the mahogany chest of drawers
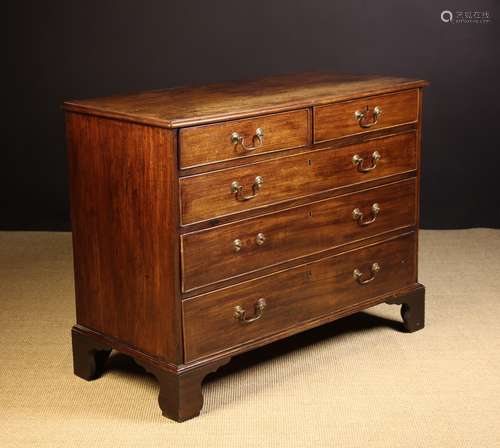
[64,72,427,422]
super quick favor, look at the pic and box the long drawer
[179,109,309,169]
[179,132,416,225]
[183,232,417,361]
[181,178,416,292]
[314,89,418,143]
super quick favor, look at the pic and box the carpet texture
[1,229,499,447]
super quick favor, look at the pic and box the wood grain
[183,232,417,362]
[66,112,182,362]
[179,132,416,225]
[181,178,416,292]
[314,89,418,143]
[63,72,427,128]
[179,109,309,168]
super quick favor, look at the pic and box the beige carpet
[1,230,499,447]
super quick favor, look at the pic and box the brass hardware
[352,151,381,172]
[231,176,263,201]
[256,233,266,246]
[231,128,264,152]
[353,262,380,285]
[233,239,242,252]
[352,203,380,226]
[234,298,267,324]
[354,105,382,128]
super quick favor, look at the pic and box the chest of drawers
[64,72,427,422]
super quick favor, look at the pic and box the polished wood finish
[314,89,418,143]
[387,283,425,332]
[64,72,427,422]
[64,72,427,128]
[180,131,416,225]
[181,178,416,292]
[72,326,111,380]
[66,113,182,362]
[179,109,309,168]
[135,357,230,422]
[183,232,417,362]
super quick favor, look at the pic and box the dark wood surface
[179,131,417,225]
[135,356,231,422]
[63,72,427,128]
[181,178,416,292]
[183,232,417,362]
[314,89,418,143]
[179,109,310,169]
[72,326,111,381]
[387,284,425,332]
[66,113,182,363]
[66,72,427,421]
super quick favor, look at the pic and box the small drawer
[181,178,416,292]
[179,132,416,225]
[314,90,418,143]
[179,110,309,169]
[183,232,417,361]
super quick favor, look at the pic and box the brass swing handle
[352,151,381,172]
[234,298,267,324]
[231,176,263,201]
[354,105,382,128]
[352,203,380,226]
[353,263,380,285]
[231,128,264,152]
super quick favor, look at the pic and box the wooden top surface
[64,72,427,128]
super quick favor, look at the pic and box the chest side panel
[66,113,181,362]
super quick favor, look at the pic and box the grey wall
[4,0,500,229]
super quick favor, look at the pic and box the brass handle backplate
[234,298,267,324]
[354,105,382,128]
[231,176,263,201]
[353,263,380,285]
[352,203,380,226]
[231,128,264,152]
[352,151,381,172]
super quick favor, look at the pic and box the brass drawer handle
[231,176,263,201]
[231,128,264,152]
[234,298,267,324]
[352,151,381,172]
[232,234,265,252]
[354,105,382,128]
[352,203,380,226]
[353,262,380,285]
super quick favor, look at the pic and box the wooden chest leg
[135,357,231,422]
[71,326,112,380]
[387,285,425,332]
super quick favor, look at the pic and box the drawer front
[183,232,417,361]
[181,178,416,292]
[314,90,418,143]
[179,110,309,169]
[179,132,416,225]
